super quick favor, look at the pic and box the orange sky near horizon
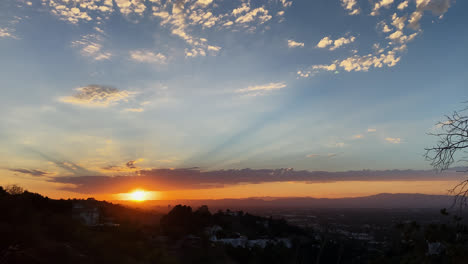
[2,178,460,201]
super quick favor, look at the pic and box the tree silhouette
[5,184,25,195]
[425,105,468,208]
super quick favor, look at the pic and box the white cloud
[316,36,332,48]
[194,0,213,7]
[235,7,272,24]
[341,0,360,15]
[43,0,291,59]
[338,49,400,72]
[45,1,101,24]
[352,134,364,139]
[371,0,394,16]
[391,13,406,30]
[408,0,451,29]
[60,85,135,107]
[397,1,409,10]
[312,64,337,71]
[280,0,293,8]
[288,39,304,48]
[330,36,356,50]
[316,36,356,50]
[385,137,401,144]
[297,64,337,78]
[129,50,167,64]
[367,128,377,132]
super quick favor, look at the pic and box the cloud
[352,134,364,139]
[367,128,377,133]
[378,21,393,33]
[124,108,144,112]
[341,0,360,15]
[195,0,214,7]
[391,13,406,30]
[237,82,287,95]
[397,1,409,10]
[126,159,143,169]
[50,167,466,194]
[288,39,304,48]
[44,0,105,24]
[41,0,291,59]
[307,153,342,158]
[385,137,401,144]
[297,64,337,78]
[129,50,167,64]
[71,34,111,61]
[115,0,146,16]
[408,0,451,29]
[306,0,448,76]
[280,0,293,8]
[60,85,135,107]
[316,36,333,48]
[338,48,401,72]
[9,168,51,177]
[0,27,16,39]
[316,36,356,50]
[371,0,394,16]
[234,6,272,24]
[101,159,143,172]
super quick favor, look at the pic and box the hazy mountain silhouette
[121,193,454,209]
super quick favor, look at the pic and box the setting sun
[130,190,147,202]
[115,189,159,202]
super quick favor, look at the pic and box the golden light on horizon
[116,189,159,202]
[130,190,146,201]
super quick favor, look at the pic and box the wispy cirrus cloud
[9,168,52,177]
[237,82,287,96]
[59,85,135,107]
[385,137,401,144]
[71,34,111,61]
[0,27,17,39]
[129,50,167,64]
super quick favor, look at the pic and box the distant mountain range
[117,193,456,210]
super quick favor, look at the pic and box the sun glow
[116,189,158,202]
[130,190,147,201]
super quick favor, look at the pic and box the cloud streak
[50,167,466,194]
[9,168,52,177]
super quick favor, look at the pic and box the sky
[0,0,467,200]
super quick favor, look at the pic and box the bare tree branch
[425,105,468,209]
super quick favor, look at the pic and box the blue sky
[0,0,467,198]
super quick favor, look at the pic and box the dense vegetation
[2,185,468,263]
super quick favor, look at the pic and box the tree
[425,105,468,208]
[5,184,25,195]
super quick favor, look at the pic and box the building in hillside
[72,202,100,226]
